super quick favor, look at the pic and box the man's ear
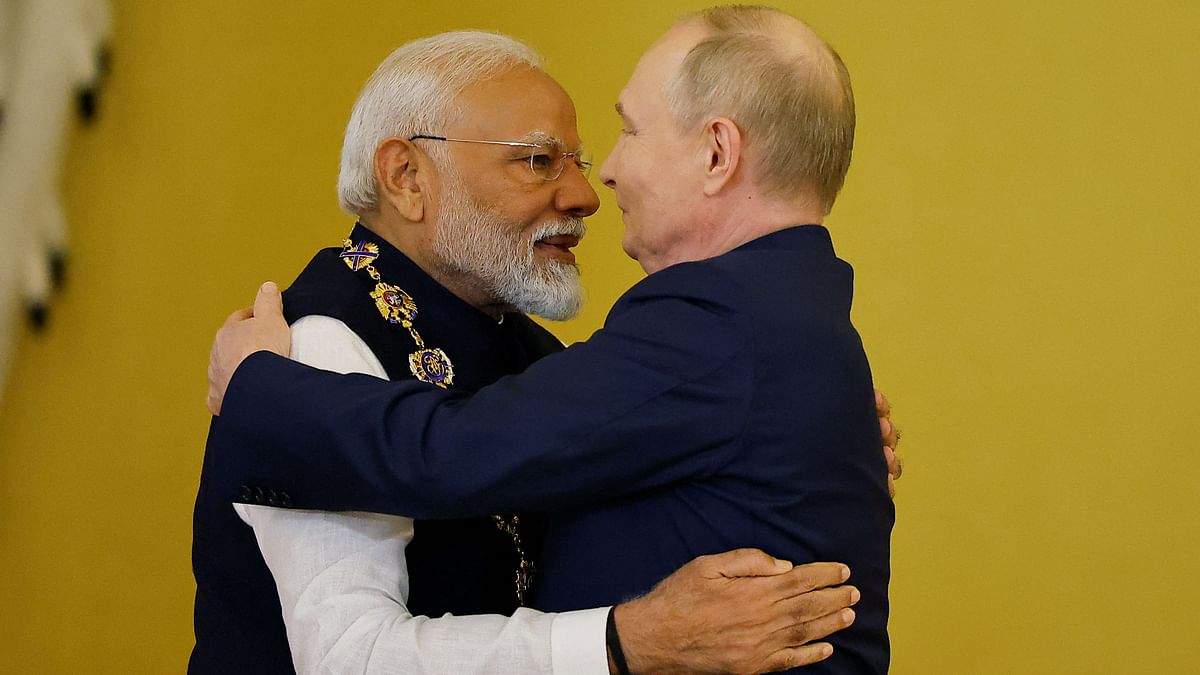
[701,117,742,197]
[373,138,429,222]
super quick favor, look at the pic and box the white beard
[431,175,586,321]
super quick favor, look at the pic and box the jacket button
[253,487,266,504]
[239,485,252,501]
[267,489,279,506]
[279,492,293,508]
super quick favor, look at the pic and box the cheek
[611,143,655,192]
[622,149,647,184]
[489,186,551,225]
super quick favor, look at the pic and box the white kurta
[234,314,609,675]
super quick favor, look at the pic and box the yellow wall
[1,1,1197,672]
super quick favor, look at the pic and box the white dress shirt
[235,315,610,675]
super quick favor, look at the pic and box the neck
[359,212,511,320]
[638,191,826,275]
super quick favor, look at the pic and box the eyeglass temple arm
[408,135,538,149]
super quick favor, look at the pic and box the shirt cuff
[550,606,611,675]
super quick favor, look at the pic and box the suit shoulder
[621,257,748,306]
[286,247,348,289]
[604,261,753,339]
[282,247,366,324]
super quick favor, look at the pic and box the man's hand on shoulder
[875,389,903,498]
[206,281,291,415]
[610,549,858,674]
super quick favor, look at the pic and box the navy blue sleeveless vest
[189,223,562,672]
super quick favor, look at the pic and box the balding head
[665,6,855,214]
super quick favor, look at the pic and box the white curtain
[0,0,110,401]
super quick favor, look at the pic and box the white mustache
[531,217,587,243]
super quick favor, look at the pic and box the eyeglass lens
[529,145,592,181]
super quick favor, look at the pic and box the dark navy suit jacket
[207,225,894,673]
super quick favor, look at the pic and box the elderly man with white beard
[190,30,886,675]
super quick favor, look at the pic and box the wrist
[613,599,665,675]
[607,605,634,675]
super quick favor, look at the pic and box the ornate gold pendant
[339,240,379,271]
[409,347,455,388]
[371,282,417,324]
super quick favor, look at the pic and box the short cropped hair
[667,6,855,213]
[337,31,543,215]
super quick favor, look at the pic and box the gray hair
[667,6,855,214]
[336,31,543,215]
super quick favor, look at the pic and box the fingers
[774,583,859,623]
[885,444,903,500]
[225,306,253,325]
[208,323,226,415]
[783,603,856,646]
[207,353,224,415]
[206,338,223,415]
[253,281,283,319]
[700,548,794,579]
[874,389,890,417]
[879,416,899,449]
[875,390,901,455]
[756,586,858,670]
[206,387,222,416]
[885,446,901,478]
[207,340,226,416]
[770,562,851,596]
[764,643,835,671]
[208,285,282,416]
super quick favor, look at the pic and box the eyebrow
[515,129,585,154]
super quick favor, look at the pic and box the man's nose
[598,152,616,190]
[555,164,601,217]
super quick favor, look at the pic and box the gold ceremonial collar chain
[339,236,535,605]
[340,239,455,388]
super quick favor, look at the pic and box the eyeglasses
[409,134,592,182]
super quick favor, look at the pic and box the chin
[620,237,639,261]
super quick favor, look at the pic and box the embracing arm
[209,276,904,517]
[239,502,609,674]
[245,501,855,674]
[209,268,752,517]
[219,297,867,673]
[246,316,608,673]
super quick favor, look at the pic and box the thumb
[704,548,794,579]
[253,281,283,319]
